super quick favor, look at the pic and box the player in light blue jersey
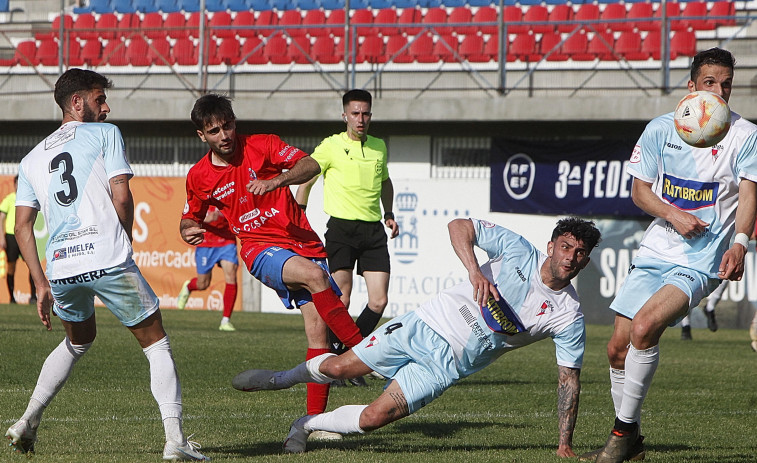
[232,217,601,458]
[5,69,209,461]
[580,48,757,463]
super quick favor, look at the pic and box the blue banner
[490,138,645,217]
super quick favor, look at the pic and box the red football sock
[223,283,237,318]
[306,348,331,415]
[187,278,198,292]
[310,289,362,348]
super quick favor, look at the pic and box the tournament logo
[661,174,718,211]
[52,248,67,261]
[503,153,535,200]
[480,295,526,335]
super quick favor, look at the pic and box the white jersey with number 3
[629,111,757,276]
[16,121,134,280]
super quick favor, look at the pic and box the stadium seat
[358,35,383,63]
[148,37,173,65]
[467,0,495,6]
[433,34,458,63]
[172,37,197,64]
[81,39,103,65]
[256,10,279,38]
[157,0,183,12]
[587,30,616,60]
[374,9,398,36]
[670,29,696,59]
[574,4,600,33]
[448,7,473,36]
[627,2,655,31]
[709,1,735,27]
[562,30,593,61]
[503,6,526,35]
[397,8,422,36]
[141,12,165,39]
[126,36,151,65]
[264,36,289,64]
[88,0,113,14]
[350,0,370,10]
[326,9,346,37]
[241,36,267,64]
[313,35,340,63]
[409,32,435,63]
[36,39,59,66]
[509,33,539,62]
[472,6,497,35]
[422,7,448,35]
[615,30,648,60]
[551,3,575,34]
[111,0,136,13]
[678,1,709,31]
[288,36,311,64]
[392,0,417,8]
[440,0,464,7]
[72,14,97,41]
[101,38,128,65]
[540,32,568,61]
[351,9,376,37]
[226,0,249,10]
[218,37,241,64]
[524,5,551,34]
[269,0,294,10]
[96,13,119,40]
[51,14,74,40]
[483,35,500,62]
[303,9,328,37]
[320,0,344,10]
[232,11,256,38]
[66,38,84,66]
[164,12,189,39]
[249,0,273,10]
[652,1,681,31]
[601,3,633,32]
[641,30,661,60]
[186,12,203,39]
[279,10,303,37]
[117,13,140,39]
[14,40,38,66]
[296,0,321,10]
[385,35,412,63]
[199,38,221,65]
[181,0,202,13]
[205,0,227,12]
[134,0,160,12]
[459,34,488,62]
[210,11,235,38]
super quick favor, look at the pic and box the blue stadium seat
[466,0,497,7]
[0,0,8,12]
[270,0,295,9]
[392,0,416,8]
[157,0,182,12]
[74,5,93,13]
[206,0,227,11]
[517,0,542,5]
[111,0,136,13]
[249,0,273,10]
[350,0,370,9]
[421,0,441,7]
[133,0,160,12]
[295,0,321,9]
[180,0,201,12]
[440,0,465,7]
[320,0,344,9]
[370,0,393,9]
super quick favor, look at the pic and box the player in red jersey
[180,94,363,418]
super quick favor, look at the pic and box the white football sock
[274,352,336,387]
[305,405,368,435]
[609,368,625,417]
[142,336,184,443]
[618,343,659,425]
[680,315,690,327]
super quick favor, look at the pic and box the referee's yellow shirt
[311,132,389,222]
[0,192,15,235]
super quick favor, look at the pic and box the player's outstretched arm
[448,219,499,307]
[719,179,757,280]
[15,206,53,330]
[247,156,321,195]
[631,178,709,239]
[556,365,581,458]
[180,218,207,246]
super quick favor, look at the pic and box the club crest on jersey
[662,174,717,211]
[366,335,378,347]
[537,300,554,316]
[248,168,257,180]
[480,295,526,335]
[711,143,723,162]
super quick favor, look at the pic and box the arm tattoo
[557,366,581,449]
[387,391,410,419]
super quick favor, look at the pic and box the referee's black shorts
[4,233,21,262]
[324,217,390,275]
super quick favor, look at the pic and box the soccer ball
[673,90,731,148]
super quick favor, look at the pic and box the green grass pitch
[1,304,756,462]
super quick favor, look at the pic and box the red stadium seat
[653,1,681,31]
[587,31,616,61]
[172,37,197,65]
[303,10,328,37]
[218,37,241,64]
[210,11,234,38]
[373,9,398,36]
[95,13,119,40]
[574,4,600,32]
[433,34,458,62]
[280,10,304,37]
[551,4,575,34]
[72,13,97,40]
[66,39,84,66]
[241,36,267,64]
[472,6,497,35]
[51,14,74,40]
[409,32,435,63]
[540,32,568,61]
[117,13,140,39]
[326,9,346,37]
[678,2,709,31]
[313,35,340,64]
[563,30,593,61]
[358,35,383,63]
[483,35,500,62]
[288,36,311,64]
[709,1,735,27]
[351,9,376,37]
[504,6,527,35]
[232,11,256,38]
[627,2,655,32]
[385,35,412,63]
[448,7,473,36]
[163,12,188,39]
[202,39,221,65]
[601,3,633,32]
[459,34,488,62]
[141,12,164,39]
[524,5,551,34]
[36,39,59,66]
[641,30,661,60]
[670,30,696,59]
[509,33,539,62]
[101,38,128,65]
[422,7,448,34]
[397,8,422,36]
[126,35,151,66]
[615,31,648,61]
[15,41,38,66]
[80,39,102,65]
[148,37,173,65]
[264,36,289,64]
[256,11,278,38]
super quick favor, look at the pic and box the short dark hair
[54,68,112,112]
[342,89,372,107]
[691,48,735,82]
[191,93,236,130]
[551,217,602,251]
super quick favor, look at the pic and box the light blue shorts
[611,256,721,322]
[250,246,340,310]
[353,311,458,414]
[50,261,159,327]
[196,243,238,274]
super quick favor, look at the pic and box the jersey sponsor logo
[213,182,235,201]
[52,242,95,260]
[666,142,682,150]
[675,271,695,282]
[50,269,107,285]
[515,267,526,282]
[278,145,299,162]
[480,295,526,335]
[630,145,641,163]
[45,125,76,150]
[239,208,261,223]
[459,304,495,351]
[537,300,554,316]
[239,208,280,231]
[49,225,98,245]
[662,174,718,210]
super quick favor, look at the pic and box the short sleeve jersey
[310,132,389,222]
[628,111,757,276]
[198,206,236,248]
[415,218,586,378]
[15,121,134,280]
[0,192,15,234]
[182,134,326,269]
